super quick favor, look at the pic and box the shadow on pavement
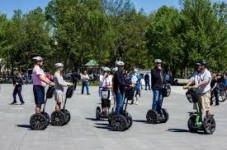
[94,125,111,130]
[133,119,147,123]
[85,117,98,121]
[86,117,108,121]
[95,123,108,126]
[167,128,189,133]
[16,124,31,129]
[86,117,111,130]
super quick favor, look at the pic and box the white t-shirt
[131,74,138,86]
[190,69,211,94]
[102,76,112,87]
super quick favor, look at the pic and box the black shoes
[10,101,25,105]
[11,101,17,105]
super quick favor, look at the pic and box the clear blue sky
[0,0,226,18]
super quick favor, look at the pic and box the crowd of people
[4,56,226,124]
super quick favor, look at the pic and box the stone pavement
[0,84,227,150]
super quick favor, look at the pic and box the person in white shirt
[100,67,112,114]
[80,71,90,95]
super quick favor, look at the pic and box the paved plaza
[0,84,227,150]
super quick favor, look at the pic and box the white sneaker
[135,101,139,105]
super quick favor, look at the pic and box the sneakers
[11,101,17,105]
[135,101,139,105]
[20,102,25,105]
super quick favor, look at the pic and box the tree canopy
[0,0,226,77]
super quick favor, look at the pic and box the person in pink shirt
[32,56,54,113]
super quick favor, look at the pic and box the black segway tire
[161,108,169,123]
[61,109,71,125]
[41,112,50,127]
[96,107,101,120]
[146,109,158,124]
[51,111,65,126]
[203,116,216,134]
[187,115,198,133]
[30,113,47,130]
[122,111,133,130]
[108,112,115,125]
[111,115,127,131]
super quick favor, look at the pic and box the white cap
[155,59,162,63]
[112,67,118,72]
[134,68,138,72]
[54,63,64,68]
[115,61,125,66]
[32,56,43,61]
[102,67,111,72]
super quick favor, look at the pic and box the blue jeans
[152,89,163,112]
[115,92,123,115]
[145,81,151,90]
[13,86,24,103]
[81,81,89,94]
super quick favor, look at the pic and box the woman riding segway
[51,63,73,126]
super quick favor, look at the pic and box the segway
[146,84,171,124]
[186,87,216,134]
[30,86,55,130]
[96,87,111,120]
[109,86,133,131]
[51,86,74,126]
[61,85,74,125]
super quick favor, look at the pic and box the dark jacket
[71,72,80,82]
[13,76,23,88]
[151,68,165,89]
[113,71,126,94]
[145,74,150,82]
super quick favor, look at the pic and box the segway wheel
[108,112,115,126]
[41,112,50,127]
[111,115,127,131]
[187,115,197,133]
[30,113,47,130]
[161,108,169,123]
[203,116,216,134]
[61,109,71,125]
[122,111,133,130]
[96,107,101,120]
[51,111,65,126]
[146,110,158,124]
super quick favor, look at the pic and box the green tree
[46,0,111,71]
[146,6,182,77]
[0,8,51,75]
[102,0,150,69]
[180,0,227,72]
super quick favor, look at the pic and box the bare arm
[39,75,54,86]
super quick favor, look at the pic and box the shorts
[197,92,211,112]
[54,90,64,103]
[135,88,140,96]
[33,85,45,105]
